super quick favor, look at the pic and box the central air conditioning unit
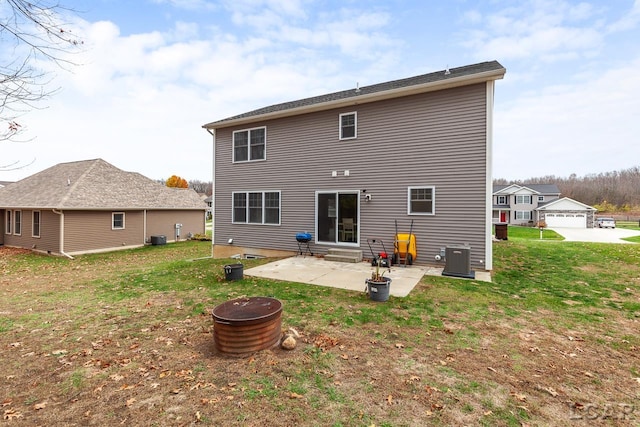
[150,235,166,245]
[442,245,475,279]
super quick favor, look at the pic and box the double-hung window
[5,210,11,234]
[233,127,266,162]
[339,112,357,139]
[515,195,532,204]
[515,211,532,220]
[112,212,125,230]
[32,211,41,238]
[14,210,21,235]
[497,195,507,205]
[233,191,280,225]
[408,186,435,215]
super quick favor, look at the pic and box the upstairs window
[233,127,266,162]
[538,195,544,202]
[233,191,280,225]
[515,195,532,204]
[339,112,357,140]
[497,195,507,205]
[112,212,125,230]
[408,186,435,215]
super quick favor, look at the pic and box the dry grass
[1,241,639,426]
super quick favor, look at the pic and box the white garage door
[545,213,586,228]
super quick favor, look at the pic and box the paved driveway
[548,227,640,243]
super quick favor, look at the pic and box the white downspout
[206,128,216,259]
[485,81,495,271]
[52,209,74,259]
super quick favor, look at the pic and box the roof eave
[203,68,506,130]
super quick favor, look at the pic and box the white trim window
[14,210,21,235]
[233,191,280,225]
[408,186,435,215]
[112,212,125,230]
[497,195,507,205]
[538,195,544,202]
[32,211,41,238]
[5,210,11,234]
[233,127,266,162]
[515,195,532,204]
[515,211,532,220]
[339,112,357,140]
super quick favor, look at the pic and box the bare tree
[189,179,212,196]
[495,165,640,210]
[1,0,82,169]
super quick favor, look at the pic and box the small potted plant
[365,257,392,302]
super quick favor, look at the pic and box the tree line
[495,166,640,212]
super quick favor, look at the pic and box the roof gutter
[52,209,74,259]
[203,68,506,130]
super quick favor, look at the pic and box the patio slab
[244,256,491,297]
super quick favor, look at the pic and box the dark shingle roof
[0,159,207,210]
[204,60,505,128]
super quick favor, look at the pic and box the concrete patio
[244,256,492,297]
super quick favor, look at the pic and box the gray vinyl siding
[214,83,489,269]
[64,210,145,254]
[146,210,205,241]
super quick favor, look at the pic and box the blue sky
[2,0,639,183]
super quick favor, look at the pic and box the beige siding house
[0,159,207,256]
[203,61,506,271]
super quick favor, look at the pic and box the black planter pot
[366,277,391,302]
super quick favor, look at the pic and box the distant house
[0,159,207,256]
[203,61,506,271]
[492,184,596,228]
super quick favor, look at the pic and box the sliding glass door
[317,191,359,244]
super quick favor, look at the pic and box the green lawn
[1,235,639,426]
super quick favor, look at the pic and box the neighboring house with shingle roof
[0,159,207,256]
[203,60,506,272]
[492,184,596,228]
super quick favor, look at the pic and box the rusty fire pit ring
[212,296,283,355]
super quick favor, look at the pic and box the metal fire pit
[212,297,283,355]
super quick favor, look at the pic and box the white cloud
[494,57,640,179]
[460,1,605,62]
[4,3,402,182]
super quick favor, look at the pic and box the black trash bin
[495,223,508,240]
[224,263,244,281]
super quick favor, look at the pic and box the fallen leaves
[313,334,339,350]
[510,391,527,402]
[3,409,22,420]
[535,385,559,397]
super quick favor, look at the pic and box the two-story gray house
[203,61,506,271]
[493,184,596,228]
